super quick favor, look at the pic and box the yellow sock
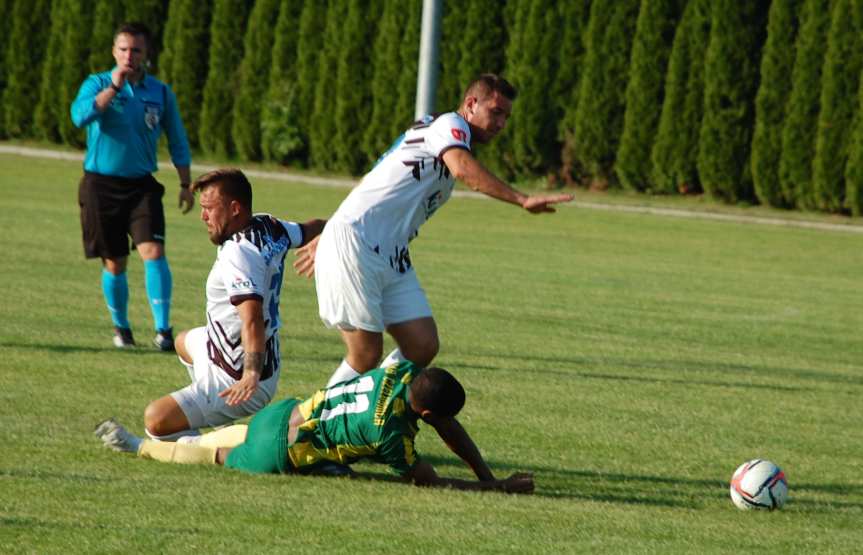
[139,440,218,465]
[197,425,248,448]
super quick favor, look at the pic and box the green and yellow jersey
[289,361,422,476]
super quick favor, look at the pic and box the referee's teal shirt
[70,70,191,178]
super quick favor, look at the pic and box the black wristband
[180,182,191,189]
[110,82,122,93]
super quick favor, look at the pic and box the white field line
[3,144,862,234]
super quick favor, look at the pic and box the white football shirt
[332,112,471,273]
[204,214,304,380]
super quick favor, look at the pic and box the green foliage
[845,78,863,215]
[1,0,51,138]
[393,1,422,130]
[294,0,328,161]
[309,0,345,170]
[697,0,770,203]
[810,0,863,212]
[457,0,507,102]
[572,0,641,185]
[437,5,465,112]
[87,0,125,73]
[556,0,592,185]
[232,0,281,161]
[650,0,712,194]
[778,0,833,209]
[158,0,212,149]
[199,0,252,159]
[751,0,804,208]
[507,0,561,178]
[334,0,378,175]
[0,0,11,137]
[34,0,68,142]
[363,0,412,164]
[260,0,305,165]
[616,0,683,192]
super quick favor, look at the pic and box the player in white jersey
[143,169,325,441]
[295,74,573,481]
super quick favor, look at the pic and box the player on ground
[96,362,534,494]
[142,169,325,441]
[293,74,573,481]
[71,22,192,351]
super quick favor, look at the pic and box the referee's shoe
[153,328,175,352]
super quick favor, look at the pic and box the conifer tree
[158,0,212,148]
[157,0,183,84]
[34,0,69,142]
[0,0,12,137]
[650,0,712,194]
[751,0,803,208]
[615,0,683,192]
[778,0,833,209]
[696,0,770,203]
[261,0,304,164]
[437,5,465,112]
[2,0,51,138]
[58,0,94,147]
[363,0,411,164]
[572,0,641,186]
[810,0,863,212]
[199,0,252,159]
[557,0,592,185]
[294,0,328,151]
[233,0,281,161]
[309,0,345,170]
[846,72,863,215]
[393,0,422,132]
[334,0,378,174]
[457,0,507,95]
[507,0,561,177]
[88,0,125,73]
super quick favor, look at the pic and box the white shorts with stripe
[171,326,279,429]
[314,221,432,332]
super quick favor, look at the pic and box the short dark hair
[114,22,152,50]
[462,73,517,104]
[410,367,466,418]
[192,168,253,210]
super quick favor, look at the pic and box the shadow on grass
[446,356,812,393]
[415,455,863,509]
[0,341,177,356]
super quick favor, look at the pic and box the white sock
[326,359,360,388]
[146,428,201,442]
[380,348,407,367]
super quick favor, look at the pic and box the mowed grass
[1,151,862,553]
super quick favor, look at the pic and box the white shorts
[314,221,432,332]
[170,327,279,429]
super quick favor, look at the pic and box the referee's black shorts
[78,172,166,259]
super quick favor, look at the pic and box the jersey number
[320,376,375,421]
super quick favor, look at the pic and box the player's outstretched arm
[293,235,320,278]
[406,460,534,494]
[427,415,495,482]
[442,148,574,213]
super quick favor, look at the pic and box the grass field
[1,151,862,553]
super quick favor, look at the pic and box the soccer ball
[729,459,788,510]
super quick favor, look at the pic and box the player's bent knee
[144,396,188,437]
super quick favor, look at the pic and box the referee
[71,22,192,351]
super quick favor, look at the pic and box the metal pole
[415,0,442,119]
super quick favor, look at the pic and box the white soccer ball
[729,459,788,510]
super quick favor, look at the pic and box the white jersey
[332,112,471,273]
[204,214,304,380]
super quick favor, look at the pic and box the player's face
[464,91,512,144]
[112,33,147,74]
[199,187,236,245]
